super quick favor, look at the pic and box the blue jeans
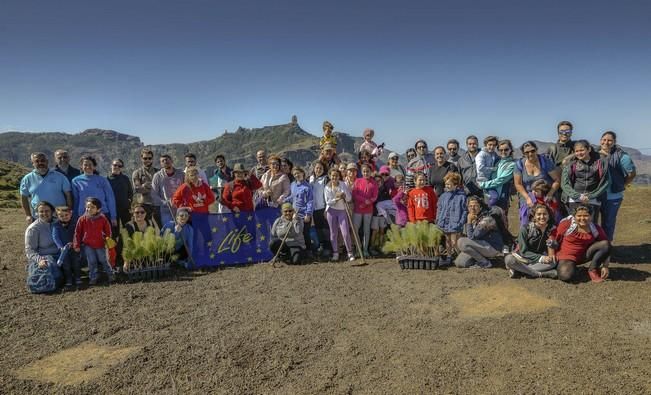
[60,249,81,284]
[83,245,112,281]
[600,198,622,241]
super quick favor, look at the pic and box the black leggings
[270,238,305,264]
[557,240,611,282]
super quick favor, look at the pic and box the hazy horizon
[2,0,650,153]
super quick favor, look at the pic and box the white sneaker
[331,253,339,261]
[348,253,355,261]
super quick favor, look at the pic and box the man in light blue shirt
[20,152,72,224]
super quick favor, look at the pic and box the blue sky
[1,0,650,153]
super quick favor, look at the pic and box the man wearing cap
[221,163,262,212]
[53,149,81,183]
[547,121,575,167]
[387,152,405,178]
[20,152,72,224]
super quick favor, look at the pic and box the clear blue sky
[2,0,650,153]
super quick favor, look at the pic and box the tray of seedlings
[121,227,179,282]
[383,221,444,270]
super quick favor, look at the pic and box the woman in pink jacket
[352,164,378,257]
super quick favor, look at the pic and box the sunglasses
[142,157,153,160]
[416,145,426,149]
[112,163,123,167]
[282,210,294,213]
[498,148,511,153]
[134,210,146,214]
[558,131,573,135]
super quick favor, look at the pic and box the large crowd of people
[20,120,637,292]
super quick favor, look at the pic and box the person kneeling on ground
[161,208,194,270]
[25,201,64,293]
[270,203,306,265]
[454,196,503,269]
[505,204,558,279]
[548,205,611,283]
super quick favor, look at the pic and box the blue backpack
[26,258,61,294]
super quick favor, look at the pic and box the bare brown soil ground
[2,187,651,394]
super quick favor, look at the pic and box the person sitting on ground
[125,203,160,237]
[560,140,609,222]
[260,155,291,208]
[454,196,503,269]
[270,203,306,265]
[25,201,64,292]
[505,204,558,279]
[161,208,194,270]
[172,166,215,214]
[52,206,81,289]
[221,163,262,213]
[548,205,611,283]
[324,168,355,261]
[436,172,467,266]
[73,197,113,286]
[513,141,560,225]
[407,172,437,224]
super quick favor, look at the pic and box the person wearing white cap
[387,152,405,178]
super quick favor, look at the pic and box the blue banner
[190,208,278,267]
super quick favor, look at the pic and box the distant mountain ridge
[1,120,649,184]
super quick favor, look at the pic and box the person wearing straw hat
[270,203,306,264]
[221,163,262,213]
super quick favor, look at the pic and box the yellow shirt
[319,135,337,150]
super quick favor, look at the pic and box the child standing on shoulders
[407,173,437,223]
[73,197,113,285]
[52,206,81,289]
[319,121,338,152]
[359,128,384,159]
[436,172,467,266]
[324,168,355,261]
[162,208,194,270]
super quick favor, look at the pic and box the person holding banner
[162,208,194,270]
[270,203,306,265]
[171,166,215,214]
[221,163,262,212]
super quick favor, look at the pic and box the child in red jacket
[172,166,216,214]
[407,172,437,223]
[221,163,263,212]
[73,197,113,285]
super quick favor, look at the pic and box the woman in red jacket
[407,172,437,223]
[549,205,611,283]
[172,166,216,213]
[221,163,263,212]
[352,164,378,257]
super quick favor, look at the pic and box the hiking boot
[64,282,74,291]
[89,278,97,286]
[369,247,380,256]
[438,256,451,267]
[331,253,339,262]
[363,250,370,258]
[540,269,558,279]
[508,269,520,279]
[588,269,604,283]
[478,260,492,269]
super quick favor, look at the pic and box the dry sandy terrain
[1,187,651,394]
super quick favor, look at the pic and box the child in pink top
[352,164,379,257]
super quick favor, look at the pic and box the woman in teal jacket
[479,139,516,213]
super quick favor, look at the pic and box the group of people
[21,120,636,292]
